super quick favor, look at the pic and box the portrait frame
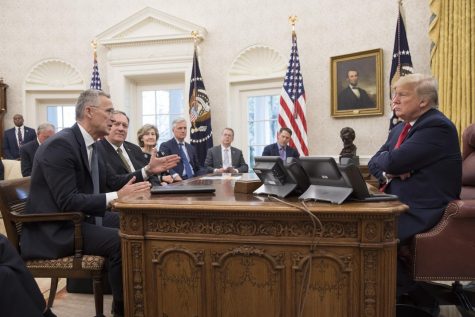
[331,48,383,118]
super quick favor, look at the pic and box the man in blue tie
[262,127,300,160]
[159,117,207,181]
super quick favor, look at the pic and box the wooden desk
[114,175,407,317]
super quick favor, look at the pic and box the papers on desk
[201,175,242,180]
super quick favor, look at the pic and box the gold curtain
[429,0,475,137]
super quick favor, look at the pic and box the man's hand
[147,149,180,174]
[117,177,151,200]
[161,175,174,184]
[386,172,411,181]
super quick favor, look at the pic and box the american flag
[90,50,102,90]
[389,2,413,130]
[189,48,213,166]
[278,31,308,156]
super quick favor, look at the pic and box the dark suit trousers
[82,212,123,302]
[0,234,45,317]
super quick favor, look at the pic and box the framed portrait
[331,48,383,118]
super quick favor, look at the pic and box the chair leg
[47,277,59,308]
[92,275,104,317]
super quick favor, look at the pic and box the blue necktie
[90,144,102,225]
[279,147,286,161]
[178,143,194,179]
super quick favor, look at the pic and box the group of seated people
[0,73,470,317]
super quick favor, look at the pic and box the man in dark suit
[20,123,56,177]
[100,110,169,189]
[2,114,36,159]
[159,117,207,181]
[369,74,461,314]
[337,69,375,110]
[262,127,300,160]
[0,234,57,317]
[20,89,179,317]
[204,128,248,173]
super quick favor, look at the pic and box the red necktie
[380,122,412,192]
[394,123,411,149]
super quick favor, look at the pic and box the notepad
[151,185,215,194]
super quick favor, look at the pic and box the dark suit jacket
[20,123,144,259]
[204,145,248,173]
[0,160,4,180]
[262,143,300,159]
[2,126,36,159]
[100,139,163,189]
[20,139,39,177]
[159,138,206,179]
[0,234,46,316]
[368,108,462,243]
[337,86,375,110]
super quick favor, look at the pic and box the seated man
[204,127,248,173]
[20,123,56,177]
[262,127,300,160]
[368,74,461,315]
[20,89,179,317]
[100,110,172,188]
[159,117,207,181]
[0,234,56,317]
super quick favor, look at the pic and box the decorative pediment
[229,45,287,82]
[24,59,84,90]
[96,7,207,47]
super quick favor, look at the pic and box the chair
[1,159,22,180]
[412,200,475,316]
[0,177,106,317]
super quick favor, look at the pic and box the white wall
[0,0,431,157]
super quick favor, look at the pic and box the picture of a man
[338,69,375,110]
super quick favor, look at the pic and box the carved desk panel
[114,176,407,317]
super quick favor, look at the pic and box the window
[140,88,184,147]
[46,105,76,131]
[247,94,280,167]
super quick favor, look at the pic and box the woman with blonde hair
[137,124,173,184]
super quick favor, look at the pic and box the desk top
[113,173,407,216]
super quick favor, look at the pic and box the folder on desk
[151,185,215,194]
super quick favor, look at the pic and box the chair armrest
[444,200,475,219]
[11,211,85,258]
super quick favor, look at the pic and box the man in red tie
[368,74,461,314]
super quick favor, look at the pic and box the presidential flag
[389,2,414,130]
[189,48,213,166]
[90,49,102,90]
[278,31,308,156]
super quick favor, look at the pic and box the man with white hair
[20,122,56,177]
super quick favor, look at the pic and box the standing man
[337,69,375,110]
[2,114,36,159]
[100,110,172,188]
[204,128,248,173]
[262,127,300,160]
[368,74,461,314]
[20,123,56,177]
[20,89,179,317]
[159,117,207,181]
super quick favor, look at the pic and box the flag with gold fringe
[189,46,213,166]
[90,41,102,90]
[389,1,414,130]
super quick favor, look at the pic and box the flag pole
[91,39,97,62]
[288,15,299,119]
[190,31,199,129]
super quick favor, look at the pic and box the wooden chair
[0,177,106,317]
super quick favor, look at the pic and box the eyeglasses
[90,106,115,115]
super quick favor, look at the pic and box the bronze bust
[339,127,357,157]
